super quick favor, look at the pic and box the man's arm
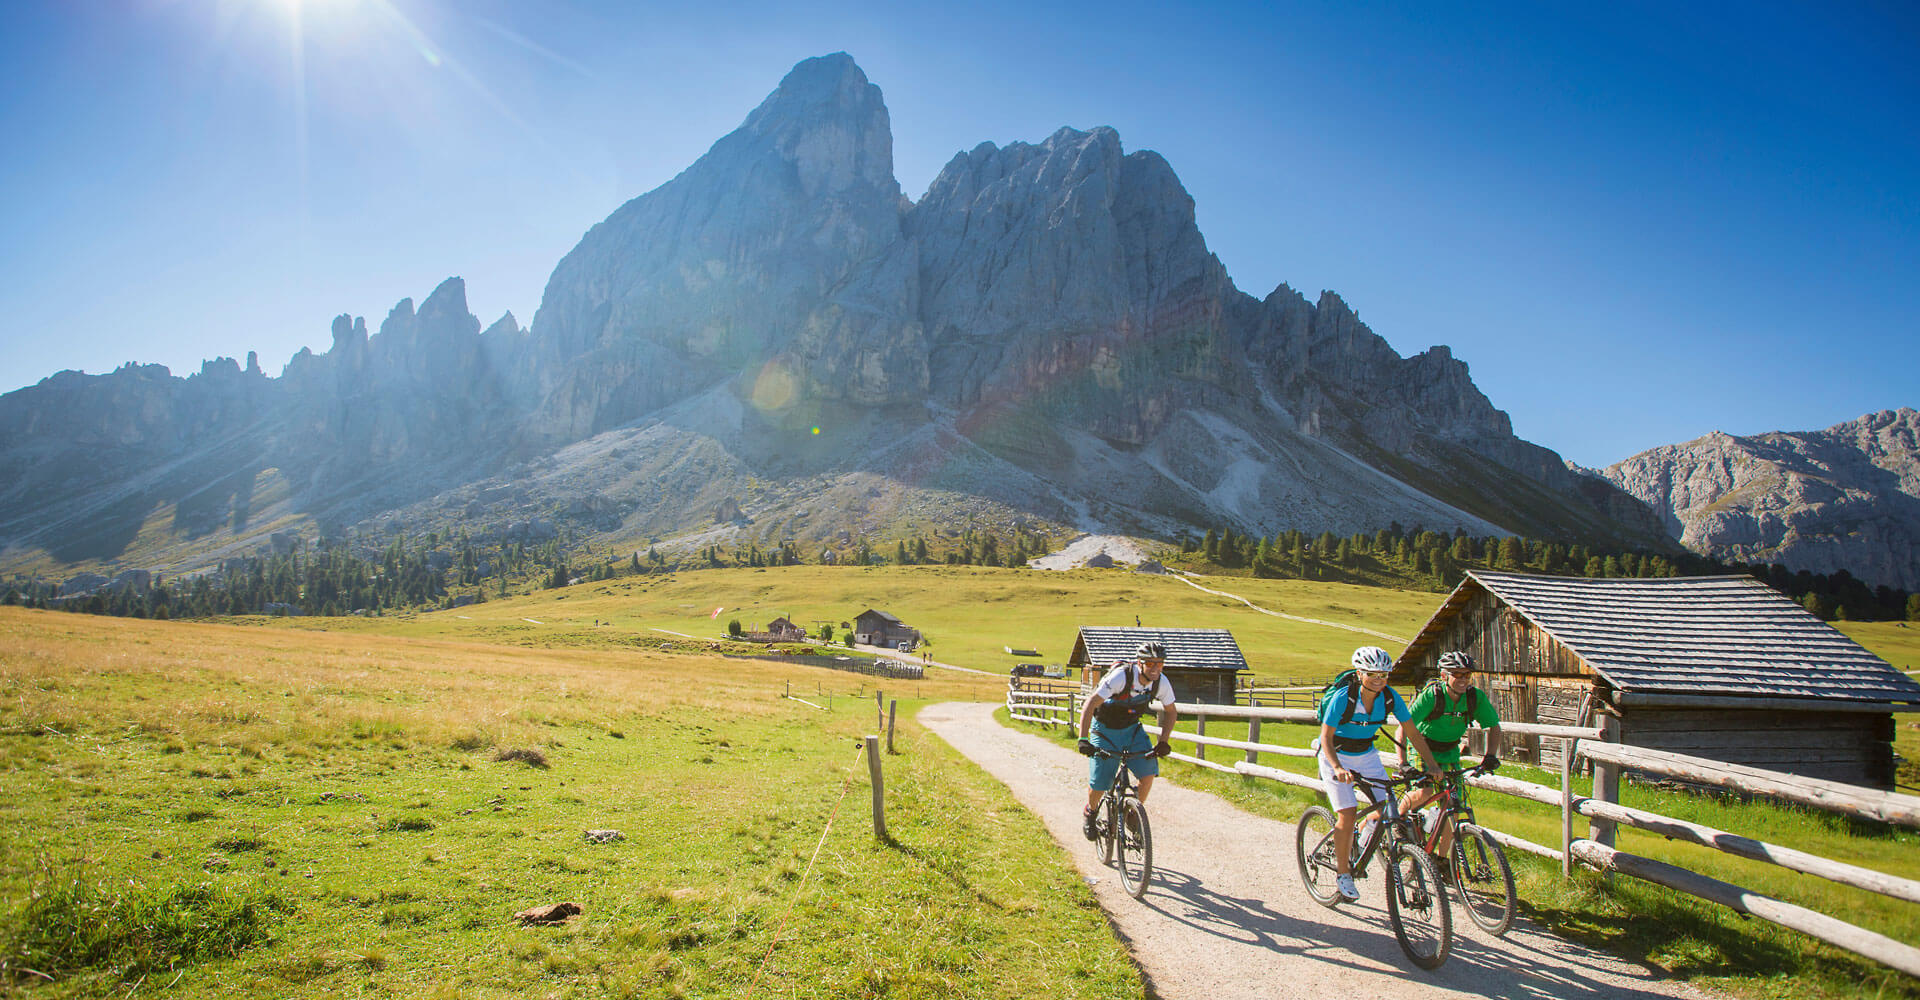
[1079,693,1103,740]
[1475,688,1503,762]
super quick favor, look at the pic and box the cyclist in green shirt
[1398,651,1502,862]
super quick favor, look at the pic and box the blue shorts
[1088,720,1159,790]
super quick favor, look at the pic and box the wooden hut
[1395,570,1920,788]
[854,609,919,650]
[1069,627,1250,706]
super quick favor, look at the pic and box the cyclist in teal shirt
[1316,646,1441,901]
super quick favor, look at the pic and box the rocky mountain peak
[0,52,1699,581]
[738,52,897,198]
[1604,408,1920,589]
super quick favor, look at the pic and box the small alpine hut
[853,609,919,650]
[1395,570,1920,788]
[1069,627,1250,706]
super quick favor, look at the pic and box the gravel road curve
[920,701,1723,1000]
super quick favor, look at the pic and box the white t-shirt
[1092,661,1176,706]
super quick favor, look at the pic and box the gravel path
[920,701,1722,1000]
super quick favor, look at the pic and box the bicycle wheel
[1294,806,1342,908]
[1117,797,1153,898]
[1453,823,1516,936]
[1384,840,1451,970]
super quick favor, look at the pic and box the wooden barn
[854,609,920,650]
[744,617,807,643]
[1395,570,1920,788]
[1069,627,1250,706]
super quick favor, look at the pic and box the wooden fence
[728,652,924,680]
[1009,682,1920,978]
[1006,683,1075,728]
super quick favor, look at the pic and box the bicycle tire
[1384,840,1451,969]
[1118,797,1153,898]
[1294,806,1342,908]
[1453,823,1516,936]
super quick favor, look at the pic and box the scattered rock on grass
[513,901,581,926]
[583,829,623,844]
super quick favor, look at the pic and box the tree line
[6,521,1911,624]
[1179,523,1919,622]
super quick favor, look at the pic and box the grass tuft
[2,864,285,980]
[493,747,550,769]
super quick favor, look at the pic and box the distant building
[1397,570,1920,788]
[854,609,920,650]
[1069,627,1250,706]
[744,616,808,643]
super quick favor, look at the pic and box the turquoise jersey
[1318,684,1408,742]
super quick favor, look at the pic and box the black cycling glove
[1154,740,1173,758]
[1077,738,1097,757]
[1481,753,1501,772]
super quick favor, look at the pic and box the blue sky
[1,0,1913,467]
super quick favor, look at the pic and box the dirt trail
[920,701,1720,1000]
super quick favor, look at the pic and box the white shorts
[1314,737,1389,811]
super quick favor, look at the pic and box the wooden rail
[1006,683,1920,978]
[1006,688,1074,729]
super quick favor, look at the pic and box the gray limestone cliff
[1602,408,1920,590]
[1,52,1684,577]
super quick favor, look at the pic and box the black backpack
[1320,670,1398,726]
[1420,681,1480,724]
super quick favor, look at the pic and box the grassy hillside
[245,564,1439,686]
[0,608,1129,998]
[7,566,1917,997]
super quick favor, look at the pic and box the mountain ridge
[2,53,1690,582]
[1601,407,1920,590]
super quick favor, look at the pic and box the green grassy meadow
[0,608,1127,998]
[4,564,1918,998]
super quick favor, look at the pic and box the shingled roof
[1070,627,1249,673]
[1404,571,1920,705]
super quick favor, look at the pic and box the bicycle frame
[1347,773,1421,876]
[1095,749,1156,813]
[1415,765,1488,857]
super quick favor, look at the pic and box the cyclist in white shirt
[1076,642,1177,840]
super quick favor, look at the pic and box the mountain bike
[1417,762,1516,936]
[1296,767,1452,969]
[1092,749,1155,898]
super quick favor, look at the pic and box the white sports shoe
[1336,873,1359,901]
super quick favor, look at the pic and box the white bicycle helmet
[1350,646,1394,673]
[1438,651,1476,673]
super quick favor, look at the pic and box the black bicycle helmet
[1438,651,1476,673]
[1136,641,1167,660]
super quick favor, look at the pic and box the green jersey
[1408,684,1500,764]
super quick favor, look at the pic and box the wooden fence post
[865,735,887,841]
[1562,737,1577,878]
[1591,714,1621,849]
[876,691,883,731]
[1195,714,1207,762]
[1246,717,1261,766]
[887,700,897,754]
